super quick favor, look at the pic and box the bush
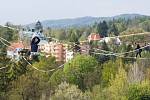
[51,82,91,100]
[128,81,150,100]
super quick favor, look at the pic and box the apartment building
[40,42,66,62]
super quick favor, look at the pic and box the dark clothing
[31,36,40,45]
[31,36,40,52]
[31,44,39,52]
[136,52,142,57]
[135,44,142,57]
[145,44,150,52]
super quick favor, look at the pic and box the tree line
[0,16,150,99]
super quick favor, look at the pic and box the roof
[8,42,24,51]
[88,33,101,41]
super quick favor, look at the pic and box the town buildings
[40,42,67,62]
[80,41,91,55]
[7,42,24,60]
[66,50,74,62]
[88,33,101,42]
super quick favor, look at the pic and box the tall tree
[68,29,79,43]
[110,24,119,36]
[64,55,98,91]
[97,21,108,37]
[35,21,43,32]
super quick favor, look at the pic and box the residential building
[7,42,24,60]
[88,33,101,42]
[39,40,49,52]
[66,50,74,62]
[40,42,66,62]
[51,43,66,62]
[40,42,52,54]
[99,37,111,43]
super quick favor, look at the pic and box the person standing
[30,32,40,60]
[135,44,142,57]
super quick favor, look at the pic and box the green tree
[97,21,108,37]
[35,21,43,32]
[51,82,91,100]
[101,65,128,100]
[110,24,119,36]
[8,73,41,100]
[64,55,98,91]
[139,20,150,32]
[128,81,150,100]
[101,59,121,87]
[68,30,79,43]
[49,69,66,89]
[33,56,57,71]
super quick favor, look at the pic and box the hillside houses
[39,42,73,62]
[39,41,91,62]
[7,42,24,60]
[88,33,101,42]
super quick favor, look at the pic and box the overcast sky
[0,0,150,25]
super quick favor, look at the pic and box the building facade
[66,50,74,62]
[7,42,24,60]
[40,42,66,62]
[51,43,66,62]
[88,33,101,42]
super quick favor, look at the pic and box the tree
[94,41,111,63]
[8,73,41,100]
[0,57,28,99]
[0,27,15,42]
[49,69,66,89]
[128,81,150,100]
[102,66,128,100]
[55,29,66,40]
[101,59,121,87]
[35,21,43,32]
[51,82,90,100]
[97,21,108,37]
[64,55,98,91]
[110,24,119,36]
[68,29,79,43]
[33,56,57,71]
[139,20,150,32]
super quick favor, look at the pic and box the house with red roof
[88,33,101,42]
[7,42,24,51]
[7,42,24,59]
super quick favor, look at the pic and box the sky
[0,0,150,25]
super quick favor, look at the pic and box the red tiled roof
[8,42,24,51]
[88,33,101,41]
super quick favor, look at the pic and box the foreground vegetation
[0,16,150,100]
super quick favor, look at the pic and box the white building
[7,42,24,60]
[39,40,49,52]
[19,30,47,42]
[66,50,74,62]
[39,42,57,54]
[114,37,121,45]
[99,37,111,43]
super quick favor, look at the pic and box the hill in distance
[26,14,149,29]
